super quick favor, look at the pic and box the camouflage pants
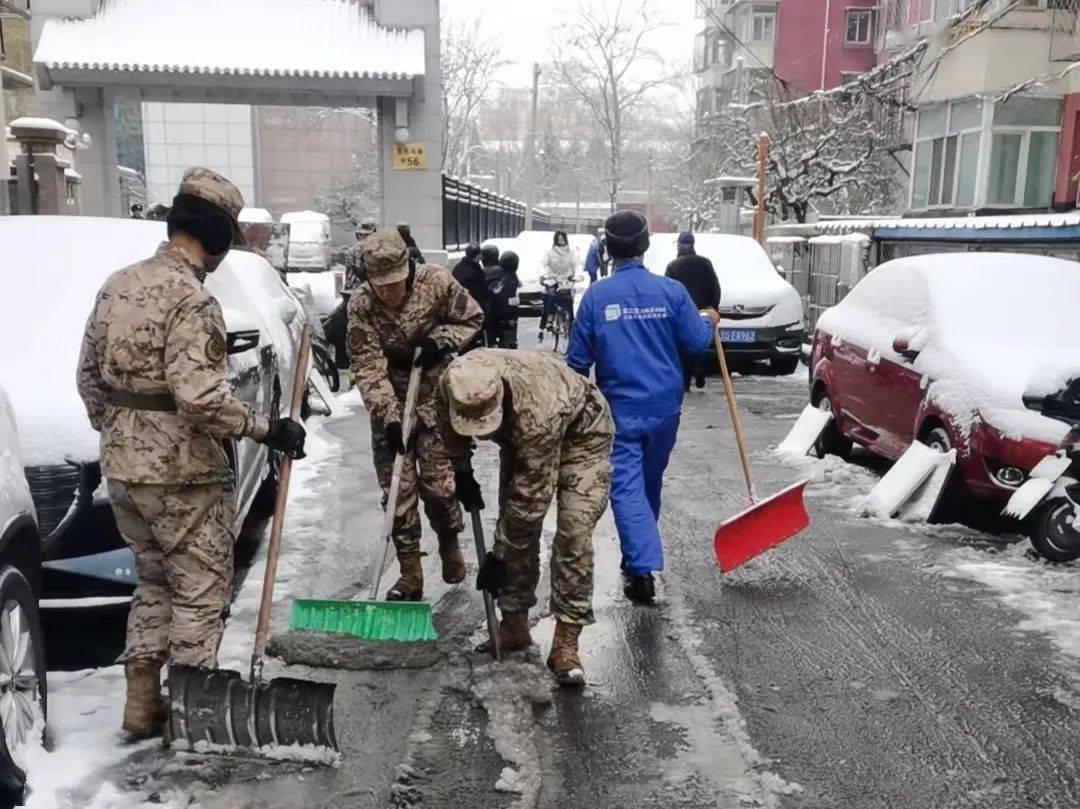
[109,480,235,668]
[371,419,464,555]
[497,431,612,625]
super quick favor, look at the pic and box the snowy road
[35,343,1080,808]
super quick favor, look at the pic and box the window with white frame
[911,96,1062,211]
[986,97,1062,208]
[911,99,984,210]
[751,10,776,42]
[845,9,875,45]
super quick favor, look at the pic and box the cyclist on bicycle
[539,230,579,342]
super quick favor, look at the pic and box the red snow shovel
[712,330,809,572]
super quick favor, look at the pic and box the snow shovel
[288,354,437,643]
[711,329,810,572]
[468,508,501,661]
[168,326,339,755]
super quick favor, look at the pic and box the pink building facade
[774,0,879,94]
[694,0,880,117]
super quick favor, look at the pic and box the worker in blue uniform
[566,211,719,604]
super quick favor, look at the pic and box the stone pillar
[10,117,70,215]
[72,86,122,217]
[374,0,444,260]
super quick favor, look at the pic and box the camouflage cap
[445,353,504,437]
[357,219,377,237]
[178,167,246,245]
[362,228,410,286]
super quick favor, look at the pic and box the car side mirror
[227,328,261,355]
[892,336,919,361]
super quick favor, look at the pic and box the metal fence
[441,175,606,250]
[442,175,531,250]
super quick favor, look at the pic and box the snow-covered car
[810,253,1080,505]
[0,216,309,603]
[645,233,805,374]
[0,383,46,800]
[282,210,332,271]
[482,231,588,317]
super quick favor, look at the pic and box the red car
[809,253,1080,505]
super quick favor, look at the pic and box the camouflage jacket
[76,242,270,485]
[437,350,614,556]
[344,241,366,292]
[348,264,484,430]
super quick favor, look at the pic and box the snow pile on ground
[938,542,1080,663]
[817,253,1080,444]
[21,667,155,809]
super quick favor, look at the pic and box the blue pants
[610,411,681,575]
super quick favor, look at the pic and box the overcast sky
[442,0,698,89]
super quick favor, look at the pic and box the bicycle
[541,280,575,354]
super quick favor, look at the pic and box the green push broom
[290,354,437,643]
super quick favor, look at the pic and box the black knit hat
[604,210,650,259]
[465,242,482,260]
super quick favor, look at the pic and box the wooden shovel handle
[714,329,756,504]
[252,325,313,668]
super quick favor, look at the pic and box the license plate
[720,329,757,344]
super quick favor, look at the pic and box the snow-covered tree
[550,0,675,211]
[695,45,923,223]
[441,19,508,177]
[312,148,380,230]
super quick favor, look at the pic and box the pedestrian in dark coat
[665,231,722,391]
[454,243,489,352]
[480,244,500,269]
[484,251,521,349]
[397,222,426,265]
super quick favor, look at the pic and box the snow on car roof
[645,233,796,307]
[35,0,425,81]
[817,252,1080,443]
[0,217,286,465]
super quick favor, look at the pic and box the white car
[0,383,45,798]
[0,216,308,605]
[482,231,588,316]
[281,210,332,271]
[645,233,805,375]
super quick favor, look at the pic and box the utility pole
[524,62,541,231]
[753,134,770,245]
[645,152,654,230]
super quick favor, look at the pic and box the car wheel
[922,425,953,453]
[813,392,853,461]
[770,356,800,376]
[1030,499,1080,563]
[0,566,47,764]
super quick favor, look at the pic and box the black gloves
[262,418,306,460]
[413,338,444,371]
[385,421,414,456]
[476,552,507,595]
[454,470,485,512]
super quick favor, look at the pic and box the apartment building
[694,0,879,117]
[883,0,1080,214]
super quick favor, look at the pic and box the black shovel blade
[168,664,338,754]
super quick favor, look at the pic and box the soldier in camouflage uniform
[348,229,484,601]
[344,218,378,293]
[438,349,613,686]
[76,168,307,739]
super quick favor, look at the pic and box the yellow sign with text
[393,144,428,171]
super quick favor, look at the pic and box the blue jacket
[567,260,714,418]
[584,240,603,280]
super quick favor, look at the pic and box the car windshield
[289,222,328,242]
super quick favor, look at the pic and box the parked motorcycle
[1009,383,1080,562]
